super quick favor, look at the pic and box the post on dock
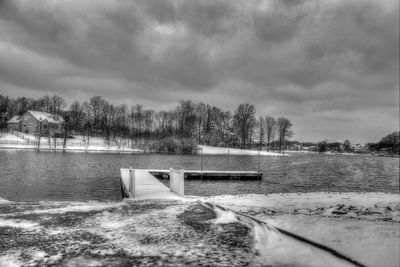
[257,149,260,173]
[63,123,68,152]
[169,168,184,196]
[37,119,42,152]
[227,149,230,168]
[200,148,203,180]
[129,168,135,198]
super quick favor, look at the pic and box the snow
[198,192,400,220]
[0,254,22,267]
[0,132,144,153]
[203,194,400,267]
[262,214,400,267]
[8,131,37,140]
[211,208,238,224]
[0,197,11,204]
[251,222,356,267]
[207,202,358,266]
[24,201,124,215]
[198,145,286,156]
[0,218,40,229]
[0,133,24,141]
[0,194,398,266]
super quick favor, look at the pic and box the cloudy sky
[0,0,398,143]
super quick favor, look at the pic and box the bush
[149,137,197,154]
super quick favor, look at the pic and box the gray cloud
[0,0,398,142]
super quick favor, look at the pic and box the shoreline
[0,143,398,157]
[1,192,399,266]
[2,192,398,221]
[0,146,144,154]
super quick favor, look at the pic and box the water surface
[0,150,398,201]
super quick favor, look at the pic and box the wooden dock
[120,169,182,200]
[120,168,263,200]
[148,169,262,180]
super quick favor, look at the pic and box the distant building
[7,110,65,135]
[6,115,21,131]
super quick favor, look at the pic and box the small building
[6,115,21,131]
[8,110,65,136]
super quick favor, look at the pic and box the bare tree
[276,117,293,154]
[51,95,66,115]
[143,109,155,139]
[177,100,196,138]
[265,116,276,151]
[258,116,265,150]
[234,104,256,149]
[133,104,144,139]
[84,96,106,133]
[69,101,85,132]
[195,103,206,144]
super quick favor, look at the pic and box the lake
[0,150,398,201]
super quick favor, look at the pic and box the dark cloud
[0,0,398,142]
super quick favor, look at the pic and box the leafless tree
[258,116,265,150]
[276,117,293,154]
[265,116,276,151]
[234,104,257,149]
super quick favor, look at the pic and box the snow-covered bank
[205,202,362,267]
[0,131,144,153]
[198,145,286,156]
[198,192,400,221]
[0,193,399,266]
[0,146,144,153]
[199,192,400,267]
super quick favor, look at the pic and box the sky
[0,0,398,143]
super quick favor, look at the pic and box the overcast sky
[0,0,398,143]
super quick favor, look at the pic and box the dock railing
[129,168,135,198]
[169,168,184,196]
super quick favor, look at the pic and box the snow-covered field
[0,132,143,153]
[198,145,285,156]
[0,133,24,141]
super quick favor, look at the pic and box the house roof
[27,110,65,124]
[7,115,21,123]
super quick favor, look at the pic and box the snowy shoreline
[2,192,398,221]
[197,145,287,156]
[0,146,144,154]
[196,192,400,222]
[1,192,399,267]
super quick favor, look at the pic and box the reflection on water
[0,150,398,201]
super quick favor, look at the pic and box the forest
[0,94,294,153]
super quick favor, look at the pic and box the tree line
[0,94,294,153]
[368,132,399,156]
[315,132,399,156]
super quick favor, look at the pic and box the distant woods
[0,94,294,152]
[368,132,399,156]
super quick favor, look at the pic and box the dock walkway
[120,169,181,200]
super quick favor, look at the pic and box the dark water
[0,150,398,201]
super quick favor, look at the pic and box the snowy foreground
[0,192,398,267]
[198,145,285,156]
